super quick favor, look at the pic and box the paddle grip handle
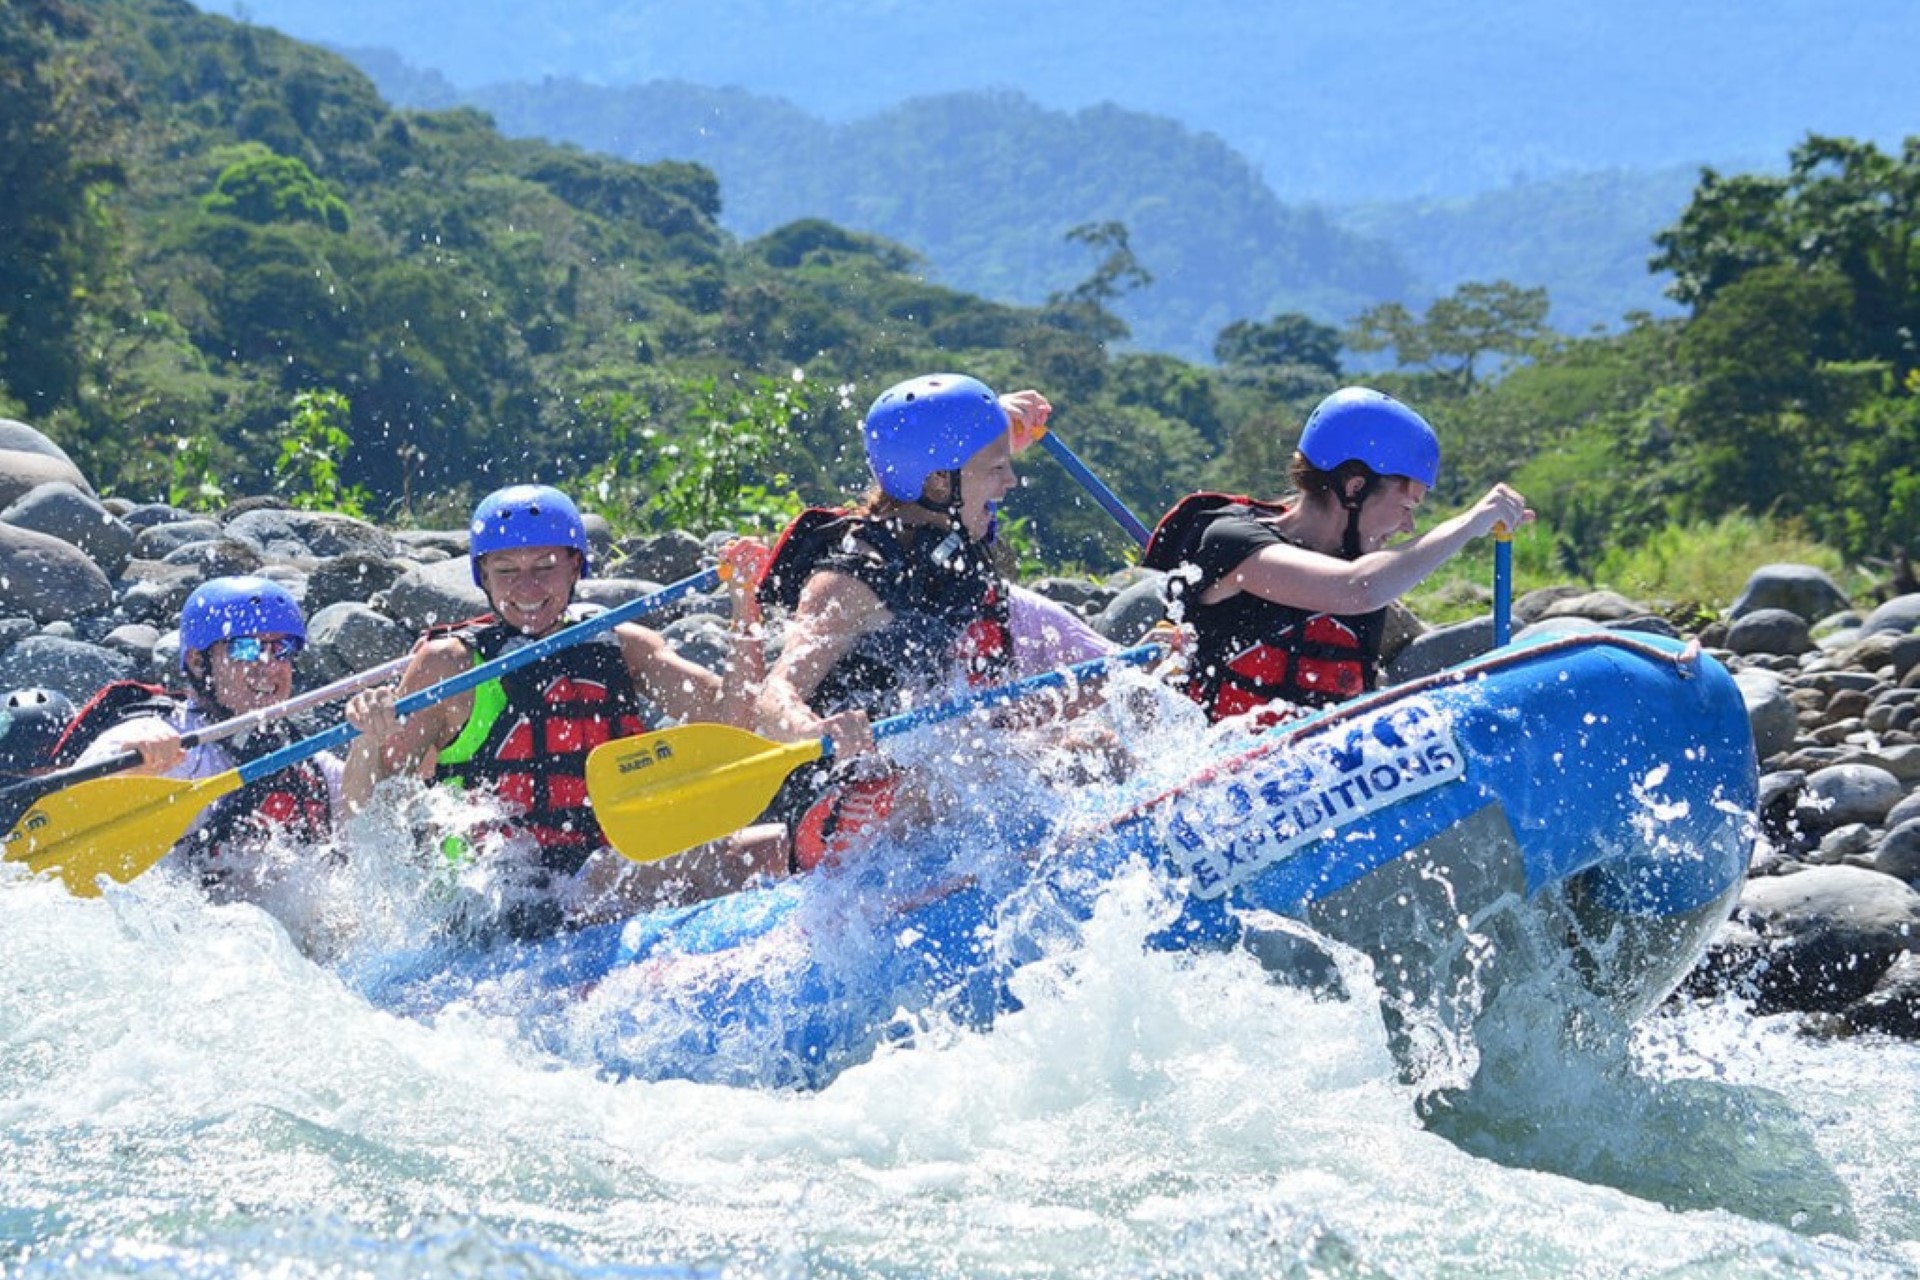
[1039,433,1152,549]
[232,566,724,786]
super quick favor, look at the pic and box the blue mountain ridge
[193,0,1915,202]
[186,1,1916,356]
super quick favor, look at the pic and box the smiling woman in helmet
[750,373,1069,869]
[68,575,342,893]
[343,483,775,936]
[1143,386,1533,723]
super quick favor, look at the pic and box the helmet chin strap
[919,469,994,570]
[1339,475,1380,561]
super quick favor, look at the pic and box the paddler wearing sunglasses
[65,575,345,896]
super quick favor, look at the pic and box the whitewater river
[5,689,1919,1279]
[5,860,1918,1279]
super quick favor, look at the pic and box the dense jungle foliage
[4,0,1918,593]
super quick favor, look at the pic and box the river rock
[0,522,115,624]
[1,481,138,580]
[1860,593,1920,638]
[224,508,400,562]
[1826,951,1920,1037]
[377,555,489,633]
[304,601,415,679]
[0,421,91,506]
[1735,668,1799,760]
[99,622,163,671]
[615,528,702,582]
[1729,563,1853,622]
[1730,865,1920,1013]
[0,634,136,695]
[1886,792,1920,829]
[1533,589,1647,622]
[306,553,407,613]
[157,536,266,577]
[1796,763,1904,832]
[1868,819,1920,884]
[1727,608,1814,657]
[1095,574,1169,642]
[0,419,80,465]
[134,519,224,558]
[1386,616,1495,682]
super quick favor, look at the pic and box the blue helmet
[179,576,306,669]
[1298,387,1440,487]
[863,374,1010,502]
[469,484,590,585]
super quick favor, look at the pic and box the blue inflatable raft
[355,630,1759,1088]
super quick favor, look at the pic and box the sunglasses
[223,635,303,663]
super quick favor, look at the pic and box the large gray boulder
[0,447,91,510]
[0,522,114,623]
[1094,574,1168,643]
[0,634,135,700]
[0,420,90,509]
[1726,607,1814,657]
[1860,592,1920,638]
[304,601,416,681]
[1,481,137,580]
[0,419,79,466]
[1729,563,1853,622]
[1734,865,1920,1012]
[224,508,399,561]
[378,556,489,634]
[1797,763,1905,832]
[1385,616,1494,682]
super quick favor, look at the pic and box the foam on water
[6,682,1920,1277]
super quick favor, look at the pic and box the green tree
[1673,262,1862,523]
[583,375,809,538]
[202,144,351,232]
[0,0,126,406]
[274,388,370,515]
[1652,134,1920,384]
[1347,281,1552,393]
[1213,312,1342,375]
[1046,220,1152,344]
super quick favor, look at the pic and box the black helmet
[0,687,76,774]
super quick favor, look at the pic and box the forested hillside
[6,0,1919,592]
[413,74,1421,361]
[356,63,1684,354]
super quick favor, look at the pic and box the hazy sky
[202,0,1918,201]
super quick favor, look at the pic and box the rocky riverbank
[6,416,1920,1037]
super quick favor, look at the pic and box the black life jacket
[759,507,1015,717]
[432,615,650,877]
[50,680,333,885]
[1143,492,1383,721]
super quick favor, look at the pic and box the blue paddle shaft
[1039,433,1152,549]
[1494,535,1513,647]
[234,567,723,786]
[816,641,1163,762]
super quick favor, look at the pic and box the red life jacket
[759,507,1014,717]
[1144,492,1383,722]
[433,616,650,876]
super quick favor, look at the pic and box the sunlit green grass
[1402,513,1865,626]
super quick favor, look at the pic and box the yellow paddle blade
[2,771,243,897]
[586,724,826,864]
